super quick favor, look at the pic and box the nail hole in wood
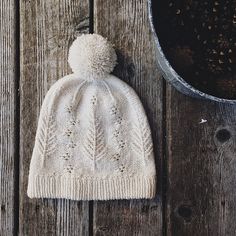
[177,205,192,220]
[216,128,231,143]
[1,205,5,212]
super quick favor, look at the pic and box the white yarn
[27,34,156,201]
[68,34,117,79]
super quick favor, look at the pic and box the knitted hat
[27,34,156,201]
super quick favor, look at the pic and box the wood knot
[215,128,231,143]
[97,226,109,233]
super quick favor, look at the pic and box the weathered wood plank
[19,1,90,235]
[93,0,163,235]
[0,1,18,235]
[166,87,236,235]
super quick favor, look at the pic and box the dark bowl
[148,0,236,104]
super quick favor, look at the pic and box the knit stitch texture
[27,34,156,200]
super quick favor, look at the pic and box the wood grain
[166,87,236,235]
[19,1,90,235]
[2,0,235,235]
[93,0,164,235]
[0,1,18,236]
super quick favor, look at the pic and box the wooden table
[1,0,236,235]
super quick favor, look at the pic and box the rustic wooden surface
[0,0,236,235]
[0,1,18,235]
[166,89,236,236]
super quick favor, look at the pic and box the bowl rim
[148,0,236,104]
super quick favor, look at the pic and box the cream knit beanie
[27,34,156,201]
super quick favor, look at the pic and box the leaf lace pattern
[83,96,107,170]
[103,81,126,173]
[36,109,57,167]
[122,83,153,163]
[132,117,153,159]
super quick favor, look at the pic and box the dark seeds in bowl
[154,0,236,99]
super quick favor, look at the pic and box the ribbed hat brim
[27,175,156,200]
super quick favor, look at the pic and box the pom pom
[68,34,117,79]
